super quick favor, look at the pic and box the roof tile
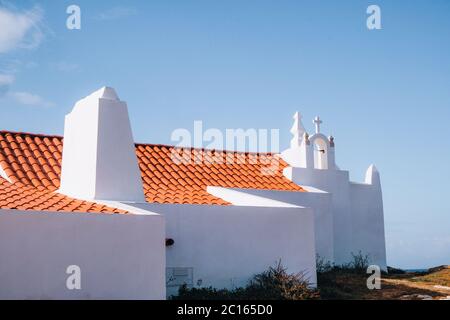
[0,131,304,209]
[0,177,126,214]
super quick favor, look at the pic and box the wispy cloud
[0,5,50,108]
[0,74,14,96]
[8,91,54,108]
[0,59,38,75]
[0,73,15,98]
[0,74,14,85]
[0,5,44,53]
[51,61,81,73]
[96,6,137,21]
[0,76,55,107]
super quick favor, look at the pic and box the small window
[313,138,328,169]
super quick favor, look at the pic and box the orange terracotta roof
[0,130,304,209]
[0,131,63,191]
[136,144,304,205]
[0,177,127,214]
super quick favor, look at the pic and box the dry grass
[172,262,450,300]
[318,265,450,300]
[408,266,450,287]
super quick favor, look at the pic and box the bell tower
[281,112,336,170]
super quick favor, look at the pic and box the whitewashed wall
[349,182,387,270]
[0,210,165,300]
[284,166,387,269]
[284,167,353,265]
[207,186,334,263]
[124,202,317,298]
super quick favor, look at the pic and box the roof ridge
[0,130,63,139]
[0,130,277,156]
[135,142,276,156]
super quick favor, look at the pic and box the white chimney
[59,87,145,202]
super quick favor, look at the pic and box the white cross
[313,116,322,133]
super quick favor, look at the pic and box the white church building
[0,87,386,299]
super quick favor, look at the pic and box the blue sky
[0,0,449,269]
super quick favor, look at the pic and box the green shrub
[174,285,246,300]
[172,260,319,300]
[316,252,371,299]
[316,254,334,273]
[317,251,370,274]
[346,251,370,272]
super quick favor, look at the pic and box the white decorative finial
[328,135,335,147]
[313,116,322,134]
[290,111,306,148]
[365,164,380,186]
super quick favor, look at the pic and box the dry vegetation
[172,256,450,300]
[318,264,450,300]
[173,261,320,300]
